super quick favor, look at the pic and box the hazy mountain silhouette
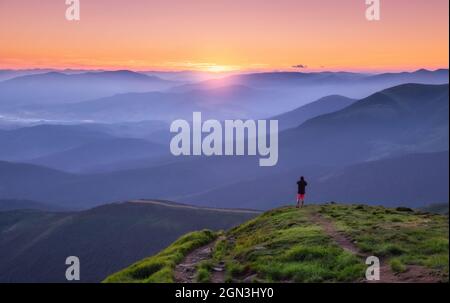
[0,70,177,110]
[183,151,449,209]
[172,69,449,100]
[0,155,266,209]
[279,83,449,167]
[204,69,449,88]
[76,120,169,141]
[270,95,356,130]
[0,69,56,81]
[0,83,448,209]
[28,138,167,173]
[2,70,447,124]
[27,84,280,122]
[0,125,113,161]
[0,199,64,212]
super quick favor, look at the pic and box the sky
[0,0,448,72]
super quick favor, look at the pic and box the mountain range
[0,70,177,110]
[0,83,447,209]
[1,69,447,123]
[183,151,449,209]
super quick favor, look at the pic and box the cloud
[292,64,308,69]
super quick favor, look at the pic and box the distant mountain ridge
[183,151,449,209]
[0,83,448,209]
[279,83,449,166]
[27,137,168,173]
[1,69,448,123]
[0,70,177,110]
[0,199,64,212]
[174,69,449,92]
[270,95,356,130]
[0,124,113,161]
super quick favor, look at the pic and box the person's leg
[296,194,300,208]
[300,194,305,208]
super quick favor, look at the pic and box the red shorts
[297,194,305,200]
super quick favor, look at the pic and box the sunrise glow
[0,0,448,72]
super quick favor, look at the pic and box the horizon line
[1,67,449,75]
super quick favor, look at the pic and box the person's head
[300,176,304,181]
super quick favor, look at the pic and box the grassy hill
[105,204,449,283]
[0,200,258,282]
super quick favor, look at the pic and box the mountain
[270,95,356,130]
[0,84,447,209]
[0,155,266,209]
[181,152,449,209]
[21,84,281,123]
[172,69,449,100]
[28,138,168,173]
[106,204,449,283]
[0,69,55,81]
[1,84,448,209]
[3,70,448,123]
[365,68,449,83]
[3,150,447,211]
[0,70,176,110]
[279,83,449,167]
[0,199,64,212]
[205,69,449,88]
[309,151,449,207]
[0,200,259,282]
[0,124,113,161]
[0,69,112,82]
[142,70,240,82]
[77,120,169,141]
[0,161,77,205]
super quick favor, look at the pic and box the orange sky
[0,0,448,72]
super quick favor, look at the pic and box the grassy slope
[210,206,364,282]
[104,204,449,283]
[319,204,449,276]
[104,230,217,283]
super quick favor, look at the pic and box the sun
[203,64,239,73]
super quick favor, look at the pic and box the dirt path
[174,236,226,283]
[310,212,441,283]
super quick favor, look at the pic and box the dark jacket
[297,180,308,194]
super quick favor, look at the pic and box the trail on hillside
[310,212,441,283]
[174,236,226,283]
[130,200,261,215]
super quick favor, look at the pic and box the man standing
[296,176,308,208]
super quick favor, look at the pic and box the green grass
[390,258,407,273]
[195,260,213,282]
[214,206,365,282]
[319,204,449,280]
[104,203,449,283]
[104,229,217,283]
